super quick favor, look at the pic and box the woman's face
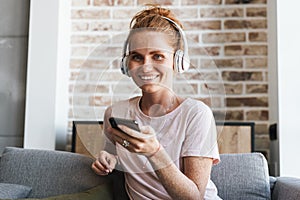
[127,31,174,94]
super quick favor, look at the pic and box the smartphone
[109,117,140,132]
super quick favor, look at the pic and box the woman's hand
[108,125,160,157]
[91,150,117,176]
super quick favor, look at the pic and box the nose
[141,56,153,72]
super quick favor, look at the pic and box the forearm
[148,148,203,200]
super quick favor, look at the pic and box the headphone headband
[121,16,190,76]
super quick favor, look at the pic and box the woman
[92,5,221,200]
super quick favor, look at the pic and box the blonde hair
[129,4,183,50]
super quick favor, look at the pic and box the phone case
[109,117,140,132]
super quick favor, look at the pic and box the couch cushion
[272,177,300,200]
[211,153,270,200]
[15,183,113,200]
[0,147,108,198]
[0,183,32,199]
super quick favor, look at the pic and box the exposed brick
[173,83,198,95]
[255,123,269,135]
[184,20,221,30]
[189,46,221,56]
[112,9,139,19]
[71,47,89,57]
[89,96,112,106]
[71,9,110,19]
[255,134,270,150]
[222,71,263,81]
[75,59,112,70]
[89,71,123,81]
[70,59,85,69]
[197,96,225,108]
[72,0,90,6]
[264,71,268,82]
[70,106,106,119]
[249,32,267,42]
[246,84,268,93]
[201,83,226,95]
[225,110,244,120]
[196,97,212,107]
[247,7,267,17]
[94,0,133,6]
[245,57,267,68]
[202,32,245,43]
[71,96,90,106]
[172,8,198,19]
[226,97,268,107]
[201,58,243,68]
[70,71,87,81]
[182,0,221,5]
[92,46,122,58]
[91,21,128,31]
[213,110,227,121]
[225,0,267,4]
[194,97,223,109]
[225,83,243,94]
[200,8,243,18]
[71,35,110,44]
[71,84,109,93]
[186,33,200,43]
[137,0,177,5]
[180,71,221,81]
[224,45,267,56]
[72,22,89,32]
[246,110,268,120]
[224,19,267,29]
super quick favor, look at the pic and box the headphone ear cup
[182,52,190,72]
[174,50,190,73]
[120,56,130,77]
[174,50,184,73]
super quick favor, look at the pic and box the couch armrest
[272,177,300,200]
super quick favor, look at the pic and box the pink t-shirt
[104,97,221,199]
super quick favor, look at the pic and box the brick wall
[68,0,269,158]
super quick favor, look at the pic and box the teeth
[140,75,157,80]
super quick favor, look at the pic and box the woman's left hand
[107,125,160,157]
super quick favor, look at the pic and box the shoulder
[183,98,213,116]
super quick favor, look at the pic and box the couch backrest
[211,153,271,200]
[0,147,108,198]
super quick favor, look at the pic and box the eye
[130,54,143,62]
[153,54,164,61]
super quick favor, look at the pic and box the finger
[118,125,151,139]
[109,126,134,140]
[111,133,126,146]
[92,160,109,175]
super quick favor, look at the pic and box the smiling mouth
[139,75,159,81]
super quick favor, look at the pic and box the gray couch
[0,147,299,199]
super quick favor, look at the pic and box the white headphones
[120,16,190,76]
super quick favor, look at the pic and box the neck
[139,90,179,117]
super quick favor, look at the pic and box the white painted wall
[24,0,70,150]
[277,0,300,177]
[267,0,279,176]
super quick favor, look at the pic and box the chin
[140,85,160,93]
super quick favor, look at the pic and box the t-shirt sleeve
[180,103,220,165]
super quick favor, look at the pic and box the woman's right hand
[91,150,117,176]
